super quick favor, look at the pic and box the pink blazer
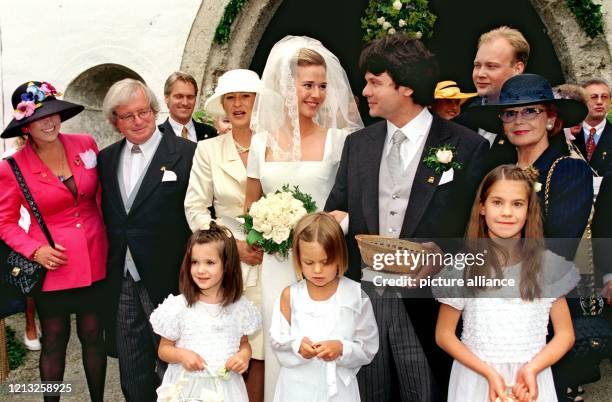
[0,133,108,291]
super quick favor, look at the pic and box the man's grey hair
[581,78,611,95]
[102,78,160,125]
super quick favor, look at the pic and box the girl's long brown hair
[465,164,544,300]
[179,222,243,307]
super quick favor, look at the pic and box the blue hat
[460,74,587,134]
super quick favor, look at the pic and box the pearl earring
[546,122,554,131]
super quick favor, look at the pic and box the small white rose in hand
[436,149,453,164]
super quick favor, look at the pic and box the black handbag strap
[5,157,55,248]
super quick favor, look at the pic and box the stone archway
[530,0,612,83]
[182,0,611,106]
[181,0,284,108]
[62,64,144,149]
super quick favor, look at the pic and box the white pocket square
[161,170,177,182]
[438,168,454,185]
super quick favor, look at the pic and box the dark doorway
[250,0,565,123]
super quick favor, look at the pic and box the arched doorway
[185,0,610,118]
[62,64,143,149]
[249,0,566,123]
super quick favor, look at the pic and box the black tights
[39,312,106,402]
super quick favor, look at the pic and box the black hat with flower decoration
[1,81,84,138]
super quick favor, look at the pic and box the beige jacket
[185,133,246,231]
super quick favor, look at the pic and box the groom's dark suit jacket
[97,132,196,353]
[325,114,488,396]
[325,114,489,279]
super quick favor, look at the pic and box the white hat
[204,69,262,117]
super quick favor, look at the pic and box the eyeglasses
[499,107,545,123]
[116,108,153,123]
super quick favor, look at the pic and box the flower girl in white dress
[435,165,578,402]
[150,224,261,402]
[270,213,379,402]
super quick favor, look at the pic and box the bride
[244,35,363,400]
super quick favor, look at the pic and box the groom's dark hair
[359,34,439,106]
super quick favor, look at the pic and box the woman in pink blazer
[0,81,108,402]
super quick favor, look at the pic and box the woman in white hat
[184,68,265,401]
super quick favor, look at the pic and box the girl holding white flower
[150,224,262,402]
[244,35,364,400]
[270,213,379,402]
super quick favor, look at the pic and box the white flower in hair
[388,28,396,35]
[398,19,407,27]
[376,16,386,25]
[393,1,402,11]
[382,21,392,30]
[79,149,97,169]
[534,182,542,193]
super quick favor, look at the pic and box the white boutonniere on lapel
[160,166,178,182]
[422,144,463,175]
[78,149,97,169]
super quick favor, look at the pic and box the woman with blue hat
[464,73,592,258]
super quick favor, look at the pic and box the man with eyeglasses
[97,78,196,401]
[575,78,612,176]
[457,26,530,173]
[159,71,217,142]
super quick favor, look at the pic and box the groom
[325,35,488,401]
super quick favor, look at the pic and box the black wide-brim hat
[459,74,588,134]
[1,81,84,138]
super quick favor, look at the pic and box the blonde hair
[292,212,348,280]
[297,48,326,68]
[478,26,530,65]
[164,71,198,96]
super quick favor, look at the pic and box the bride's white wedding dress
[246,128,349,401]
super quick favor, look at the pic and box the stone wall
[530,0,612,84]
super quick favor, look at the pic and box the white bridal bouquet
[239,185,317,257]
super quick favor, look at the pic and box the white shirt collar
[386,107,432,144]
[169,116,194,134]
[582,118,606,135]
[125,128,162,158]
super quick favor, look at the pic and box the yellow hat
[434,81,477,105]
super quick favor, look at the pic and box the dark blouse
[533,145,593,260]
[62,176,77,198]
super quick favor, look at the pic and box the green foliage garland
[6,325,27,370]
[214,0,249,44]
[361,0,436,42]
[193,110,215,126]
[567,0,604,39]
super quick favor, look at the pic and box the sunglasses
[499,107,546,123]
